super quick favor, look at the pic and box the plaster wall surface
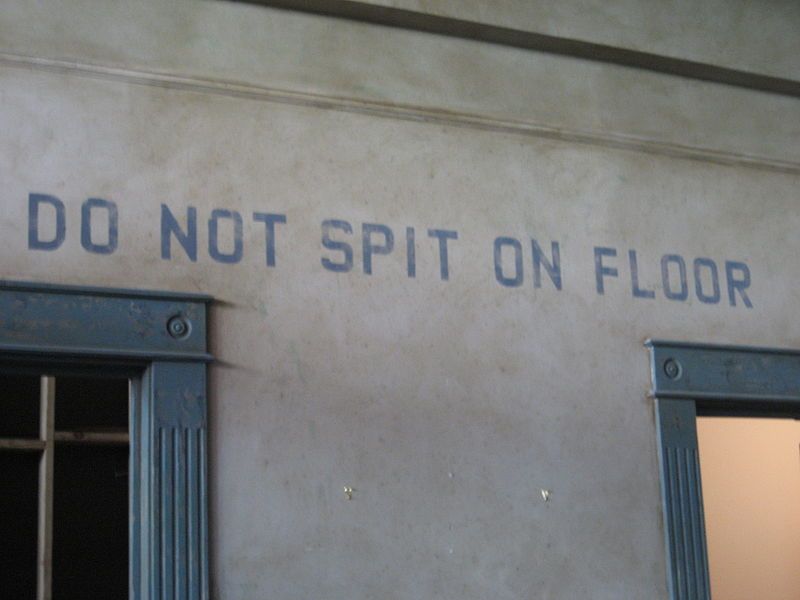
[2,64,799,599]
[0,1,798,168]
[357,0,800,80]
[0,2,798,599]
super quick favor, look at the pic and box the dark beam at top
[234,0,800,99]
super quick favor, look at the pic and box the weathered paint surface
[0,1,798,167]
[1,2,798,599]
[360,0,800,80]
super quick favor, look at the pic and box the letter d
[28,193,66,251]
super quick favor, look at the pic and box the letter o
[694,258,721,304]
[661,254,688,301]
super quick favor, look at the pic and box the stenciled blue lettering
[21,195,763,311]
[208,209,243,264]
[494,237,523,287]
[428,229,458,281]
[321,219,354,273]
[725,261,753,308]
[161,204,197,261]
[629,249,655,299]
[253,212,287,267]
[594,247,618,294]
[694,258,720,304]
[406,227,416,278]
[81,198,118,255]
[28,193,66,251]
[362,223,394,275]
[532,240,561,290]
[661,254,688,301]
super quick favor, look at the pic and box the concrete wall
[1,0,798,167]
[1,1,798,598]
[355,0,800,80]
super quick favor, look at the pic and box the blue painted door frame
[0,280,212,600]
[647,340,800,600]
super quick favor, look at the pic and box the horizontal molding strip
[0,344,214,364]
[239,0,800,99]
[0,279,212,303]
[1,51,799,175]
[0,278,211,361]
[647,340,800,402]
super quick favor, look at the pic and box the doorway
[648,340,800,600]
[0,279,212,599]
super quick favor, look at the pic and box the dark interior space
[55,376,129,432]
[0,452,39,598]
[0,374,40,597]
[0,373,129,599]
[0,374,40,438]
[53,445,129,599]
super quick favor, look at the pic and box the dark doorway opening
[0,373,129,599]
